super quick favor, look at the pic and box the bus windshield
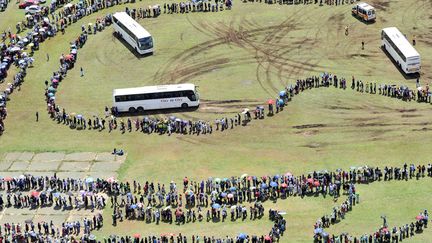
[139,37,153,50]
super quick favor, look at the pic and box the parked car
[24,4,41,14]
[18,0,39,9]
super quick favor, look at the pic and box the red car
[18,0,39,9]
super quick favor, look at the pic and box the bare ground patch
[292,124,326,129]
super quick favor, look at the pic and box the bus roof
[113,12,151,39]
[113,83,196,96]
[357,2,374,10]
[382,27,420,59]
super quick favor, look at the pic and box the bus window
[185,90,197,101]
[139,37,153,50]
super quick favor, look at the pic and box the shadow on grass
[115,106,199,117]
[381,46,420,80]
[112,32,153,59]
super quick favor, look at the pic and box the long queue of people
[1,0,235,136]
[107,211,285,243]
[314,211,429,243]
[41,16,432,137]
[0,161,431,242]
[0,0,85,135]
[0,215,103,242]
[243,0,355,6]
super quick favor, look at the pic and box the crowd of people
[0,161,431,241]
[33,6,430,138]
[0,0,9,11]
[0,0,78,134]
[314,211,429,243]
[1,0,237,136]
[243,0,355,6]
[0,215,103,242]
[0,174,107,211]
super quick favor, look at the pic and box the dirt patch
[326,105,353,110]
[412,127,432,132]
[349,117,379,122]
[302,142,326,149]
[297,130,319,137]
[371,1,390,11]
[397,108,417,113]
[357,123,390,127]
[329,13,345,22]
[292,124,326,129]
[201,99,246,104]
[350,54,374,58]
[401,114,422,118]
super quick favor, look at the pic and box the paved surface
[0,152,126,225]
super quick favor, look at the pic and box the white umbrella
[10,46,21,52]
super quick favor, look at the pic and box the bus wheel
[181,103,188,108]
[128,107,136,113]
[137,107,144,113]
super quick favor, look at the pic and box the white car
[25,5,41,14]
[39,0,46,3]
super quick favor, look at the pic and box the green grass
[1,0,432,241]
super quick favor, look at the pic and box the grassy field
[1,0,432,241]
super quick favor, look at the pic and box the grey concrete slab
[87,171,117,180]
[36,206,70,215]
[32,152,65,163]
[95,152,116,162]
[0,171,22,178]
[56,172,89,179]
[3,152,21,162]
[0,214,34,224]
[27,161,61,172]
[25,171,56,178]
[18,152,35,162]
[8,162,30,171]
[59,162,92,172]
[4,206,38,215]
[64,152,97,162]
[0,161,13,171]
[91,162,122,172]
[114,154,127,163]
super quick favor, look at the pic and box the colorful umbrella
[267,99,275,105]
[106,177,116,183]
[212,203,221,209]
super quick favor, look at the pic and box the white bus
[381,27,421,74]
[112,12,154,55]
[113,83,200,113]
